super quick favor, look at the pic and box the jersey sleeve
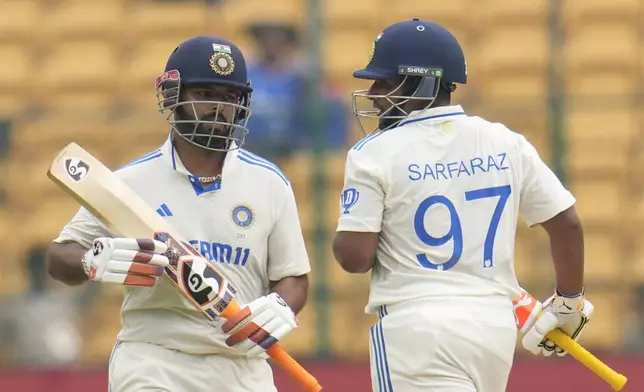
[518,136,576,227]
[52,206,111,249]
[336,148,386,233]
[267,184,311,281]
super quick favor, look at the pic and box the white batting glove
[221,293,298,357]
[81,237,170,287]
[521,289,594,357]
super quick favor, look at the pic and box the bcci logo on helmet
[341,188,360,214]
[65,158,90,182]
[210,43,235,76]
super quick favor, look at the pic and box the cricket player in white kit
[332,20,594,392]
[46,36,311,392]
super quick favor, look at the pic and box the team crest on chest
[231,204,254,229]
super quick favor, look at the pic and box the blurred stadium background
[0,0,643,390]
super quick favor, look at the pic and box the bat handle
[547,329,628,391]
[267,345,322,392]
[220,300,322,391]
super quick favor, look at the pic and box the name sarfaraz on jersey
[188,240,251,266]
[408,153,509,181]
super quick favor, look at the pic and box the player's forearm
[46,242,89,286]
[540,206,585,295]
[270,275,309,315]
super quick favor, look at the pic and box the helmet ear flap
[235,81,252,121]
[160,78,180,109]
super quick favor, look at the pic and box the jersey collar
[160,132,240,194]
[398,105,466,128]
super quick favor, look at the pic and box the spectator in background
[243,21,350,163]
[623,285,644,354]
[0,245,86,368]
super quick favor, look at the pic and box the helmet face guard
[352,67,444,135]
[155,70,252,152]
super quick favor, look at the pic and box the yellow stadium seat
[44,91,115,113]
[479,73,548,103]
[565,108,635,175]
[38,1,124,41]
[0,94,27,118]
[578,289,623,350]
[563,0,640,22]
[583,231,623,282]
[322,29,374,79]
[0,210,28,294]
[80,298,122,362]
[39,40,119,92]
[0,44,33,90]
[568,179,623,228]
[482,0,548,23]
[325,152,347,185]
[565,23,638,72]
[219,0,305,28]
[324,0,381,26]
[279,298,316,357]
[125,1,208,39]
[478,25,548,74]
[329,296,376,359]
[329,258,370,292]
[0,0,40,41]
[10,110,116,167]
[386,0,470,26]
[631,241,644,282]
[566,108,636,144]
[565,71,638,98]
[122,39,179,90]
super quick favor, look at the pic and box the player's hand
[520,289,594,357]
[221,293,298,356]
[81,237,169,287]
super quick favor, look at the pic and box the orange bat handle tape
[547,329,628,391]
[220,300,322,392]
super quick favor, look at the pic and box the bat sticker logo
[65,158,90,182]
[179,257,223,307]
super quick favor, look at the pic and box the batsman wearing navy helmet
[47,36,311,392]
[333,20,590,391]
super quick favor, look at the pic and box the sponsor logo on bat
[179,257,223,307]
[65,158,90,182]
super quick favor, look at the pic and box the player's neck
[173,137,225,178]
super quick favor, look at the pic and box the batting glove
[221,293,298,357]
[521,289,594,357]
[81,237,169,287]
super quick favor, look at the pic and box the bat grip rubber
[547,329,628,391]
[220,301,322,391]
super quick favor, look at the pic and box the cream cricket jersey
[54,133,311,356]
[337,105,576,314]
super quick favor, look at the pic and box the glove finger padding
[522,310,558,355]
[222,293,298,356]
[111,249,169,267]
[100,271,158,286]
[111,238,168,254]
[106,260,164,277]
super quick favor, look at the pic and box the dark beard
[175,110,232,149]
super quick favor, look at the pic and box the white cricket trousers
[369,297,518,392]
[108,341,277,392]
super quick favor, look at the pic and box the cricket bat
[514,291,627,391]
[47,142,322,392]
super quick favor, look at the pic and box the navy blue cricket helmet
[156,35,253,151]
[352,19,467,134]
